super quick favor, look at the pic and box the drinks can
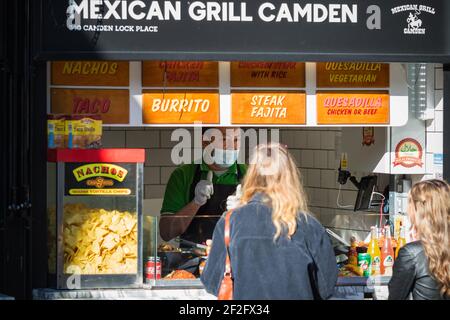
[358,253,371,277]
[145,256,161,282]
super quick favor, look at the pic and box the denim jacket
[200,193,338,300]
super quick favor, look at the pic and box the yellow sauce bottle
[395,226,407,259]
[367,226,381,275]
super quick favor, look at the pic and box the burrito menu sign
[38,0,449,61]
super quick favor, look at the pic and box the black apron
[180,164,243,244]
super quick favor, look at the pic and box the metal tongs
[176,238,208,250]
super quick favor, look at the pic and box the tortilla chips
[63,203,138,275]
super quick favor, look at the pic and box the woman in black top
[201,143,338,300]
[389,179,450,300]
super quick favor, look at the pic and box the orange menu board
[231,62,305,88]
[317,62,389,88]
[232,91,306,125]
[142,90,220,124]
[317,91,390,125]
[142,61,219,87]
[51,88,130,124]
[51,61,129,86]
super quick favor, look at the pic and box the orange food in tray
[164,270,196,280]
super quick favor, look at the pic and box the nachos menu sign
[37,0,450,61]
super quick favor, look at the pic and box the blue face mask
[213,148,239,168]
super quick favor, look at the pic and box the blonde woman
[389,179,450,300]
[200,143,338,299]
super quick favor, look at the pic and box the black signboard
[65,162,136,196]
[38,0,450,62]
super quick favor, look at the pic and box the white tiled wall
[103,126,387,241]
[279,128,390,241]
[422,64,444,181]
[101,65,445,241]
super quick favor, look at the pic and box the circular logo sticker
[393,138,423,168]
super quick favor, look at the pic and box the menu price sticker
[317,91,390,125]
[231,62,305,88]
[317,62,389,88]
[231,91,306,125]
[142,61,219,87]
[142,90,220,124]
[51,61,130,87]
[51,88,130,124]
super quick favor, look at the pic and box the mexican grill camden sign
[38,1,450,61]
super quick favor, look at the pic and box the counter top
[337,276,391,287]
[0,293,14,300]
[33,277,391,300]
[33,287,215,300]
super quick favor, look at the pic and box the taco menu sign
[38,1,449,61]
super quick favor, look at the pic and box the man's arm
[159,170,213,241]
[159,201,201,241]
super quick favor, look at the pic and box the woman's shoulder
[297,213,325,231]
[402,241,424,256]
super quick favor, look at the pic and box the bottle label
[383,255,394,267]
[383,255,394,276]
[371,256,381,274]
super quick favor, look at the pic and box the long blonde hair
[240,143,309,240]
[408,179,450,297]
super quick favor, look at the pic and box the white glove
[194,171,214,206]
[226,184,242,211]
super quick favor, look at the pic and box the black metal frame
[443,64,450,181]
[0,0,449,300]
[0,0,48,299]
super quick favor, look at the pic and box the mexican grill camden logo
[393,138,423,168]
[391,4,436,35]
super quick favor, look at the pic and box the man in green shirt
[160,127,246,243]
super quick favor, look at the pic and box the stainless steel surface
[326,228,351,247]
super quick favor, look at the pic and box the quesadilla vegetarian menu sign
[316,62,389,88]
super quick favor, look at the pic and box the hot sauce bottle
[367,226,381,276]
[381,226,394,276]
[395,226,407,259]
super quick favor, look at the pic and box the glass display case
[143,215,216,288]
[47,149,145,289]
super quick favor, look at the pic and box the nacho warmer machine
[47,149,145,289]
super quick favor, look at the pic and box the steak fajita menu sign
[38,1,449,61]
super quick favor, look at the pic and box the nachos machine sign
[66,163,133,196]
